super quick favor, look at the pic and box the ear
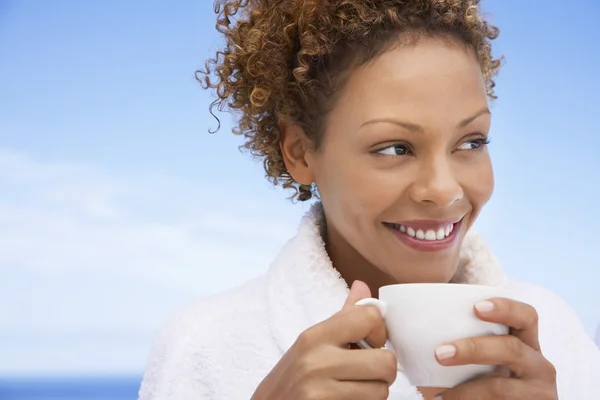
[278,121,314,186]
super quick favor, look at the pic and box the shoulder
[505,279,591,339]
[150,274,273,354]
[161,275,269,337]
[505,279,600,396]
[139,275,277,399]
[505,279,592,349]
[506,280,581,321]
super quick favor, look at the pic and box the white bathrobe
[138,204,600,399]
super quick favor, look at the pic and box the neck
[323,219,396,298]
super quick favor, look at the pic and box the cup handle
[354,297,404,372]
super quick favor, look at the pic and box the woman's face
[286,36,494,285]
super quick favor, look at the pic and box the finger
[343,280,372,309]
[311,303,387,348]
[435,335,554,379]
[474,297,541,351]
[332,380,390,400]
[337,280,385,348]
[352,305,388,349]
[437,376,542,400]
[342,280,386,348]
[332,348,397,385]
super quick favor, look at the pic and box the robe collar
[265,202,507,397]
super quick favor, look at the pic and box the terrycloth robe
[139,204,600,399]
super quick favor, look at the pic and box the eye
[457,137,490,151]
[376,143,411,156]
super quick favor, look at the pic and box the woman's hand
[434,298,558,399]
[251,280,397,400]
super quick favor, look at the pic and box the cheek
[466,156,494,210]
[319,160,402,207]
[312,156,393,227]
[316,162,374,213]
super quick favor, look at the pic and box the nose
[409,156,463,207]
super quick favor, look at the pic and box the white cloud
[0,149,299,280]
[0,148,305,374]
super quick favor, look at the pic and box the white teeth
[392,223,456,241]
[424,230,436,241]
[436,228,445,240]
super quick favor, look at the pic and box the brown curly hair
[197,0,502,201]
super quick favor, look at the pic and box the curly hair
[197,0,502,201]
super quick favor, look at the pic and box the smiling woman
[278,39,496,287]
[138,1,600,399]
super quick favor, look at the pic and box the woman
[138,0,600,399]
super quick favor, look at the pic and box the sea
[0,376,142,400]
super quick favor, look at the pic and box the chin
[385,256,460,284]
[397,271,457,284]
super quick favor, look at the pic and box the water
[0,376,141,400]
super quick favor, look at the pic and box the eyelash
[374,137,491,157]
[458,137,491,151]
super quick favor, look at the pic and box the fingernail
[435,344,456,360]
[475,300,495,313]
[433,397,443,400]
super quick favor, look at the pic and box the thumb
[343,280,372,309]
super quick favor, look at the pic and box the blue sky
[0,0,598,375]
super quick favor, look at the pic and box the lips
[383,218,464,252]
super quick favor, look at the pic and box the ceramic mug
[355,283,511,388]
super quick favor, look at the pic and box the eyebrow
[360,107,491,132]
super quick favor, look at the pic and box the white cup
[355,283,511,388]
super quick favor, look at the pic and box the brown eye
[457,137,490,151]
[376,144,411,156]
